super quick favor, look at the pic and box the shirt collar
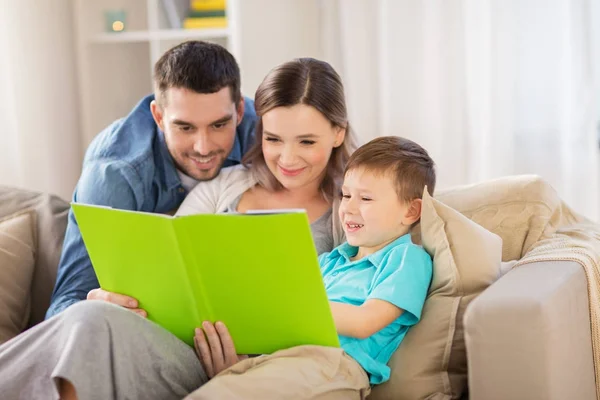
[227,132,242,163]
[332,234,413,268]
[156,128,182,191]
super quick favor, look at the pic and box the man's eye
[179,126,192,132]
[213,122,227,129]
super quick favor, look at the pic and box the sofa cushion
[0,211,36,343]
[435,175,571,261]
[370,190,502,400]
[0,187,69,326]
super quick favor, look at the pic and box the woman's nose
[279,145,297,166]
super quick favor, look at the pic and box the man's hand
[194,321,248,378]
[86,288,147,317]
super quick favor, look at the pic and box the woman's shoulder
[218,164,252,180]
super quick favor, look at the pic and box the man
[47,40,257,318]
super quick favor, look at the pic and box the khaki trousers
[185,345,371,400]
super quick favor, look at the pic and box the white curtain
[321,0,600,221]
[0,0,82,201]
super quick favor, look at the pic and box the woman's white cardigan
[175,165,344,248]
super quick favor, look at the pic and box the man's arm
[329,300,403,339]
[45,161,143,318]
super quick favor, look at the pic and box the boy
[189,136,436,399]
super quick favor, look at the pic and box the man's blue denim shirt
[46,94,257,319]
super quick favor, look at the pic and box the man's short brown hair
[344,136,436,202]
[153,40,241,106]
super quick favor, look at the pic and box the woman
[0,58,357,400]
[177,57,354,253]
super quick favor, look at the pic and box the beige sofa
[0,183,596,400]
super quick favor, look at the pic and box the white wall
[237,0,323,98]
[0,0,82,200]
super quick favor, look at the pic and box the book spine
[190,0,226,11]
[183,17,227,29]
[188,10,226,18]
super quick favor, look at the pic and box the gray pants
[0,301,207,400]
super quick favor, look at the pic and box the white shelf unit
[73,0,239,150]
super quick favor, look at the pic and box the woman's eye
[265,137,279,142]
[301,140,316,145]
[341,193,350,199]
[362,197,372,201]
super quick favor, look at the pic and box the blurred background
[1,0,599,220]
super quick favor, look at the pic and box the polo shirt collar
[333,234,413,267]
[367,234,412,267]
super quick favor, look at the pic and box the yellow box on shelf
[183,16,227,29]
[190,0,226,11]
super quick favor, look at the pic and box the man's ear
[150,100,165,131]
[334,126,346,148]
[403,198,422,226]
[235,98,245,126]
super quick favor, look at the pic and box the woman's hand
[86,288,147,317]
[194,321,248,378]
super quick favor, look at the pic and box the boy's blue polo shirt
[318,234,433,384]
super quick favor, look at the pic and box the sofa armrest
[464,260,596,400]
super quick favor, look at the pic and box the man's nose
[193,132,212,155]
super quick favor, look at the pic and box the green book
[72,203,340,354]
[188,10,226,18]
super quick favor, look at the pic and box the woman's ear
[333,126,346,148]
[403,198,422,226]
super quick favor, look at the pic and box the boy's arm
[329,299,403,339]
[46,161,143,318]
[328,244,433,340]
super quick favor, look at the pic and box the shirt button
[178,187,185,193]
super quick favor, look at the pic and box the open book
[72,203,340,354]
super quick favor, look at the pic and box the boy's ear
[403,198,422,225]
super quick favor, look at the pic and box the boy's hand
[194,321,248,378]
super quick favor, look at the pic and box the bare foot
[59,378,78,400]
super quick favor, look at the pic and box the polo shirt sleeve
[367,244,433,326]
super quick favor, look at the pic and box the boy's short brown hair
[344,136,436,202]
